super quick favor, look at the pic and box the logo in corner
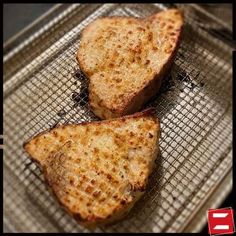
[208,207,235,235]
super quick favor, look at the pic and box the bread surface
[24,109,160,227]
[77,9,184,119]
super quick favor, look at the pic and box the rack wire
[3,4,233,233]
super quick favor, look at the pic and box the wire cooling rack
[3,4,233,233]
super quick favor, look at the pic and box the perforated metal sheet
[3,4,233,233]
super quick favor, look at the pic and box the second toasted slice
[77,9,184,119]
[24,109,160,227]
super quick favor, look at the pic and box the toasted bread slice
[23,109,160,227]
[77,9,184,119]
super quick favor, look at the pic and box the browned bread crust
[77,9,184,119]
[23,109,160,227]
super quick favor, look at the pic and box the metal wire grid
[3,4,232,233]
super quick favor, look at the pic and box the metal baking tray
[3,3,233,233]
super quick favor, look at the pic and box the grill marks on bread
[24,109,160,226]
[77,9,184,119]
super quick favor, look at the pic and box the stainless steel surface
[3,4,60,51]
[189,4,232,31]
[3,4,233,233]
[199,4,232,28]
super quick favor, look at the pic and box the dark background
[3,4,55,42]
[3,3,233,233]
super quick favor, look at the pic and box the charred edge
[22,141,28,150]
[138,107,156,117]
[137,186,146,192]
[24,153,42,168]
[73,210,112,226]
[73,212,88,223]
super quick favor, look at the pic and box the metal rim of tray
[3,3,233,233]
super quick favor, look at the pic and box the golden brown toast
[23,109,160,227]
[77,9,184,119]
